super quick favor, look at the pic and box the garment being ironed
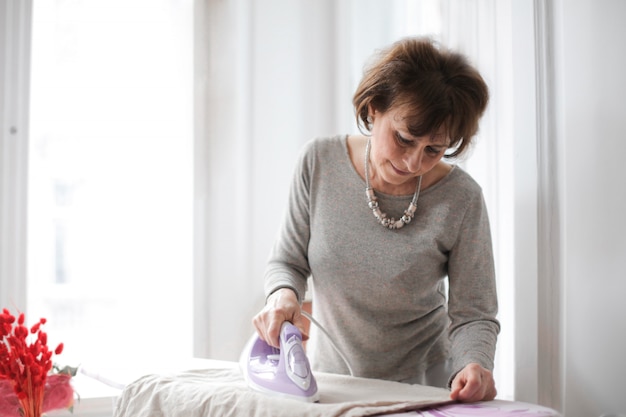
[264,135,499,386]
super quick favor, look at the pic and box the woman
[253,37,499,403]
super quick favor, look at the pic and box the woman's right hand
[252,288,305,348]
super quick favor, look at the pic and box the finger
[290,312,310,338]
[459,380,482,402]
[265,315,285,348]
[252,309,282,347]
[449,376,463,400]
[252,313,266,340]
[452,373,482,402]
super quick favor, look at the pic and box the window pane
[27,0,193,368]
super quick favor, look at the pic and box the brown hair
[353,37,489,158]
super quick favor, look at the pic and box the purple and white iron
[240,321,320,402]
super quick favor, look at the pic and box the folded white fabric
[113,367,453,417]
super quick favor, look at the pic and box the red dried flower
[0,309,74,417]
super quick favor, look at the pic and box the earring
[366,116,373,124]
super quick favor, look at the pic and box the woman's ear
[367,103,376,123]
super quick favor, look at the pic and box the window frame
[0,0,30,313]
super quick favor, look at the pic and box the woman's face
[369,106,450,191]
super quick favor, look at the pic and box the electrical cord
[301,310,354,377]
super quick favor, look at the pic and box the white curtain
[439,0,519,402]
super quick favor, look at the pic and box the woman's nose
[404,149,423,173]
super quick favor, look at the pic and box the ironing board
[385,399,560,416]
[102,358,561,417]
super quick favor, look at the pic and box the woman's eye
[395,132,414,146]
[426,146,442,155]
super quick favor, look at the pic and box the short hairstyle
[353,37,489,158]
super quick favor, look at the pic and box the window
[27,0,193,370]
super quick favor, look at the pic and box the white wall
[554,0,626,416]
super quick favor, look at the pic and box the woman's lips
[390,163,412,176]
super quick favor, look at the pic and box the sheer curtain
[193,0,525,401]
[439,0,518,401]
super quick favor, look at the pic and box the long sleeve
[263,140,315,302]
[446,190,500,382]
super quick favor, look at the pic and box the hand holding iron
[450,362,497,402]
[253,288,308,348]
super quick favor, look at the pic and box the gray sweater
[264,135,499,385]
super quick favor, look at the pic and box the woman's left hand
[450,362,497,402]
